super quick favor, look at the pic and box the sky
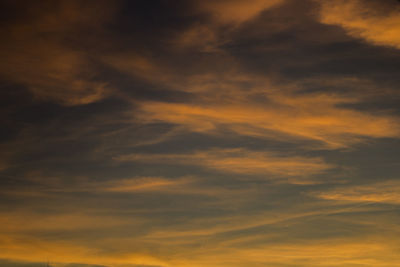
[1,0,400,266]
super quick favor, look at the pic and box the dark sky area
[1,0,400,266]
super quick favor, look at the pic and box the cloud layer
[1,1,400,267]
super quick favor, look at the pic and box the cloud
[1,2,400,267]
[102,53,164,84]
[1,172,399,267]
[195,240,399,267]
[103,177,193,193]
[197,0,285,25]
[0,43,110,105]
[0,212,133,233]
[101,42,400,150]
[1,195,395,267]
[0,1,116,105]
[0,259,45,267]
[313,180,400,204]
[173,0,285,51]
[317,0,400,49]
[136,91,400,149]
[116,148,332,177]
[0,239,168,267]
[140,207,400,267]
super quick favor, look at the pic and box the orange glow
[1,1,400,266]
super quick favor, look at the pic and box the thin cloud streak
[116,148,333,177]
[198,0,285,25]
[137,93,400,149]
[313,180,400,205]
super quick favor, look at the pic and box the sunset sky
[1,1,400,266]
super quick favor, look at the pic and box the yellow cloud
[317,0,400,49]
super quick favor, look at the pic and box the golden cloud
[136,92,400,149]
[2,230,398,267]
[116,148,332,177]
[104,176,193,193]
[99,51,400,150]
[1,181,399,267]
[317,0,400,49]
[194,240,398,267]
[173,0,285,51]
[0,237,168,267]
[314,180,400,204]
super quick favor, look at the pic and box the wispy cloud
[136,91,400,149]
[0,1,117,105]
[116,148,332,177]
[1,1,400,267]
[197,0,285,25]
[317,0,400,49]
[103,176,193,193]
[313,180,400,204]
[173,0,285,51]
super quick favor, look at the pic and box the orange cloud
[0,43,110,105]
[0,213,129,233]
[198,0,284,25]
[136,92,400,149]
[116,148,332,177]
[2,178,399,267]
[193,240,399,267]
[0,237,168,267]
[314,180,400,204]
[87,50,400,150]
[102,53,172,86]
[0,1,116,105]
[95,50,400,150]
[173,0,285,51]
[104,176,193,193]
[2,228,398,267]
[317,0,400,49]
